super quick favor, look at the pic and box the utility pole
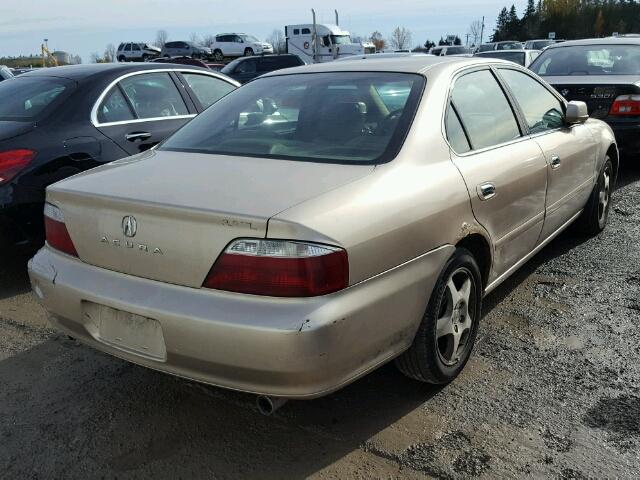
[465,33,470,47]
[480,16,485,46]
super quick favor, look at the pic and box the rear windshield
[477,51,525,65]
[445,47,469,55]
[160,72,424,164]
[531,44,640,75]
[0,76,73,121]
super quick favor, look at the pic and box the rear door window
[451,69,521,150]
[119,73,189,119]
[181,73,236,109]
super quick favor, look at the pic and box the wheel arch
[455,233,492,289]
[606,143,619,185]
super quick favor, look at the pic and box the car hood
[46,149,374,287]
[0,120,36,141]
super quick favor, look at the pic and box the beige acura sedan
[29,57,617,413]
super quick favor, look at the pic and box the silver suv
[161,41,212,59]
[117,43,161,62]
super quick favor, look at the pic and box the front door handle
[125,132,152,142]
[550,155,561,169]
[477,182,497,201]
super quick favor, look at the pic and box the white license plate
[83,302,167,361]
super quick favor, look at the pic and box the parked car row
[116,34,274,63]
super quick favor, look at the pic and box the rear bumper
[28,244,452,398]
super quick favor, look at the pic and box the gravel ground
[1,164,639,479]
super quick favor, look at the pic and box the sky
[0,0,529,62]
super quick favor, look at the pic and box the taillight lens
[0,149,36,184]
[44,203,78,257]
[609,95,640,116]
[203,239,349,297]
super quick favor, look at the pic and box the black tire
[395,248,482,384]
[244,47,254,57]
[213,50,224,62]
[577,157,613,236]
[117,55,126,62]
[142,54,149,62]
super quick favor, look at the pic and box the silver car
[29,57,617,413]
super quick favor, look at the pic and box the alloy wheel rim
[436,267,475,367]
[598,167,611,224]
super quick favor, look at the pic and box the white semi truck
[285,10,375,63]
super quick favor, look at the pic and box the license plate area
[83,302,167,361]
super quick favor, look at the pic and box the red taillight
[44,203,78,257]
[609,95,640,116]
[0,149,36,184]
[203,239,349,297]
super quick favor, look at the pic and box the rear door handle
[550,155,561,169]
[477,183,497,201]
[125,132,152,142]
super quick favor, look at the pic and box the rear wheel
[244,47,254,56]
[117,55,126,62]
[142,54,149,62]
[395,248,482,384]
[577,157,613,236]
[213,49,224,61]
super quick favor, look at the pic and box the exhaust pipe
[256,395,288,416]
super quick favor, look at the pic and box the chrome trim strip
[484,209,582,296]
[96,114,196,128]
[90,68,239,128]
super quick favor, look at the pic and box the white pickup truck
[210,34,273,61]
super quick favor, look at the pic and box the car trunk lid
[545,75,640,119]
[46,150,373,287]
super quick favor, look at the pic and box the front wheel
[395,248,482,384]
[244,47,254,56]
[213,50,224,61]
[577,157,613,236]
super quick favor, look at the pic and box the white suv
[117,43,161,62]
[211,34,273,61]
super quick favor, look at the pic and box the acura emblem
[122,215,137,238]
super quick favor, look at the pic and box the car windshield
[0,77,72,121]
[477,51,526,65]
[160,72,424,164]
[446,47,469,55]
[478,44,495,52]
[331,35,352,45]
[220,58,243,74]
[531,44,640,75]
[496,42,523,50]
[240,35,259,43]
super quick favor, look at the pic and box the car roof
[17,63,211,82]
[545,36,640,48]
[261,56,515,77]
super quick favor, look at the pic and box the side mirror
[565,101,589,124]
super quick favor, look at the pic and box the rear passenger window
[445,103,471,154]
[451,70,521,150]
[97,87,135,124]
[301,28,311,34]
[181,73,235,109]
[119,73,188,119]
[498,69,565,134]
